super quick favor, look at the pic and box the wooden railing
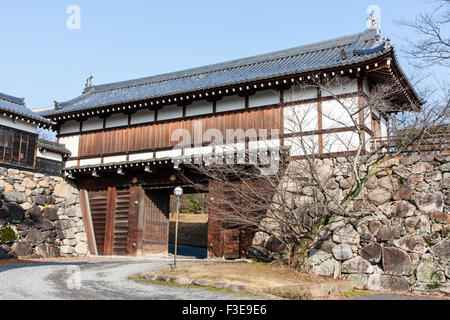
[370,128,450,156]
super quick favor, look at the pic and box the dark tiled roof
[0,92,53,125]
[42,29,397,117]
[37,139,71,156]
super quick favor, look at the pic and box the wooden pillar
[317,87,324,154]
[79,189,98,255]
[357,77,366,152]
[207,180,225,258]
[103,186,117,255]
[127,185,141,256]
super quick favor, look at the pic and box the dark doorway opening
[168,192,208,259]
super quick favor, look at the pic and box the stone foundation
[0,168,89,259]
[251,155,449,295]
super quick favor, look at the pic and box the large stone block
[311,258,339,278]
[411,192,444,214]
[34,220,54,231]
[25,228,44,244]
[382,247,414,276]
[5,203,25,223]
[43,207,59,221]
[411,162,433,174]
[368,189,392,205]
[430,212,450,224]
[394,235,427,254]
[27,206,43,222]
[53,183,72,199]
[36,244,60,258]
[342,256,373,274]
[360,243,382,264]
[367,274,410,292]
[377,227,395,242]
[332,243,353,261]
[4,192,26,204]
[430,239,450,260]
[13,242,33,257]
[332,224,360,244]
[416,260,446,283]
[395,201,416,218]
[75,242,88,255]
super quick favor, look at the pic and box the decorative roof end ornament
[85,73,93,89]
[339,49,348,61]
[54,100,61,110]
[366,5,381,37]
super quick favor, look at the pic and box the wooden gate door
[141,190,170,255]
[86,187,130,256]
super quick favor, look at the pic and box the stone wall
[251,155,449,295]
[0,168,89,259]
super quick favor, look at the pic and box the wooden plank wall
[77,107,282,157]
[87,190,108,255]
[142,190,170,254]
[112,189,131,255]
[207,178,270,259]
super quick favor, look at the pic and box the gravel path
[0,258,248,300]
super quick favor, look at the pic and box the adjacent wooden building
[42,28,421,258]
[0,92,69,174]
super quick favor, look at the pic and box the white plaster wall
[322,78,358,97]
[215,142,246,153]
[79,158,102,166]
[36,149,62,162]
[155,149,182,158]
[82,117,103,131]
[216,95,244,113]
[130,109,155,125]
[158,105,183,121]
[184,146,213,156]
[322,98,358,130]
[59,135,79,158]
[248,138,280,150]
[59,120,79,135]
[284,85,317,103]
[186,101,213,117]
[103,155,127,163]
[322,131,360,153]
[106,113,128,128]
[284,103,318,133]
[285,135,318,156]
[65,160,78,168]
[249,90,279,108]
[381,117,388,137]
[0,115,38,133]
[128,152,154,161]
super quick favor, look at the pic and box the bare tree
[181,76,448,270]
[401,0,450,68]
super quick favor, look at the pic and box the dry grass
[153,260,334,292]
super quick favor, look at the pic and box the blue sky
[0,0,445,109]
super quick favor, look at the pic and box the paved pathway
[0,258,247,300]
